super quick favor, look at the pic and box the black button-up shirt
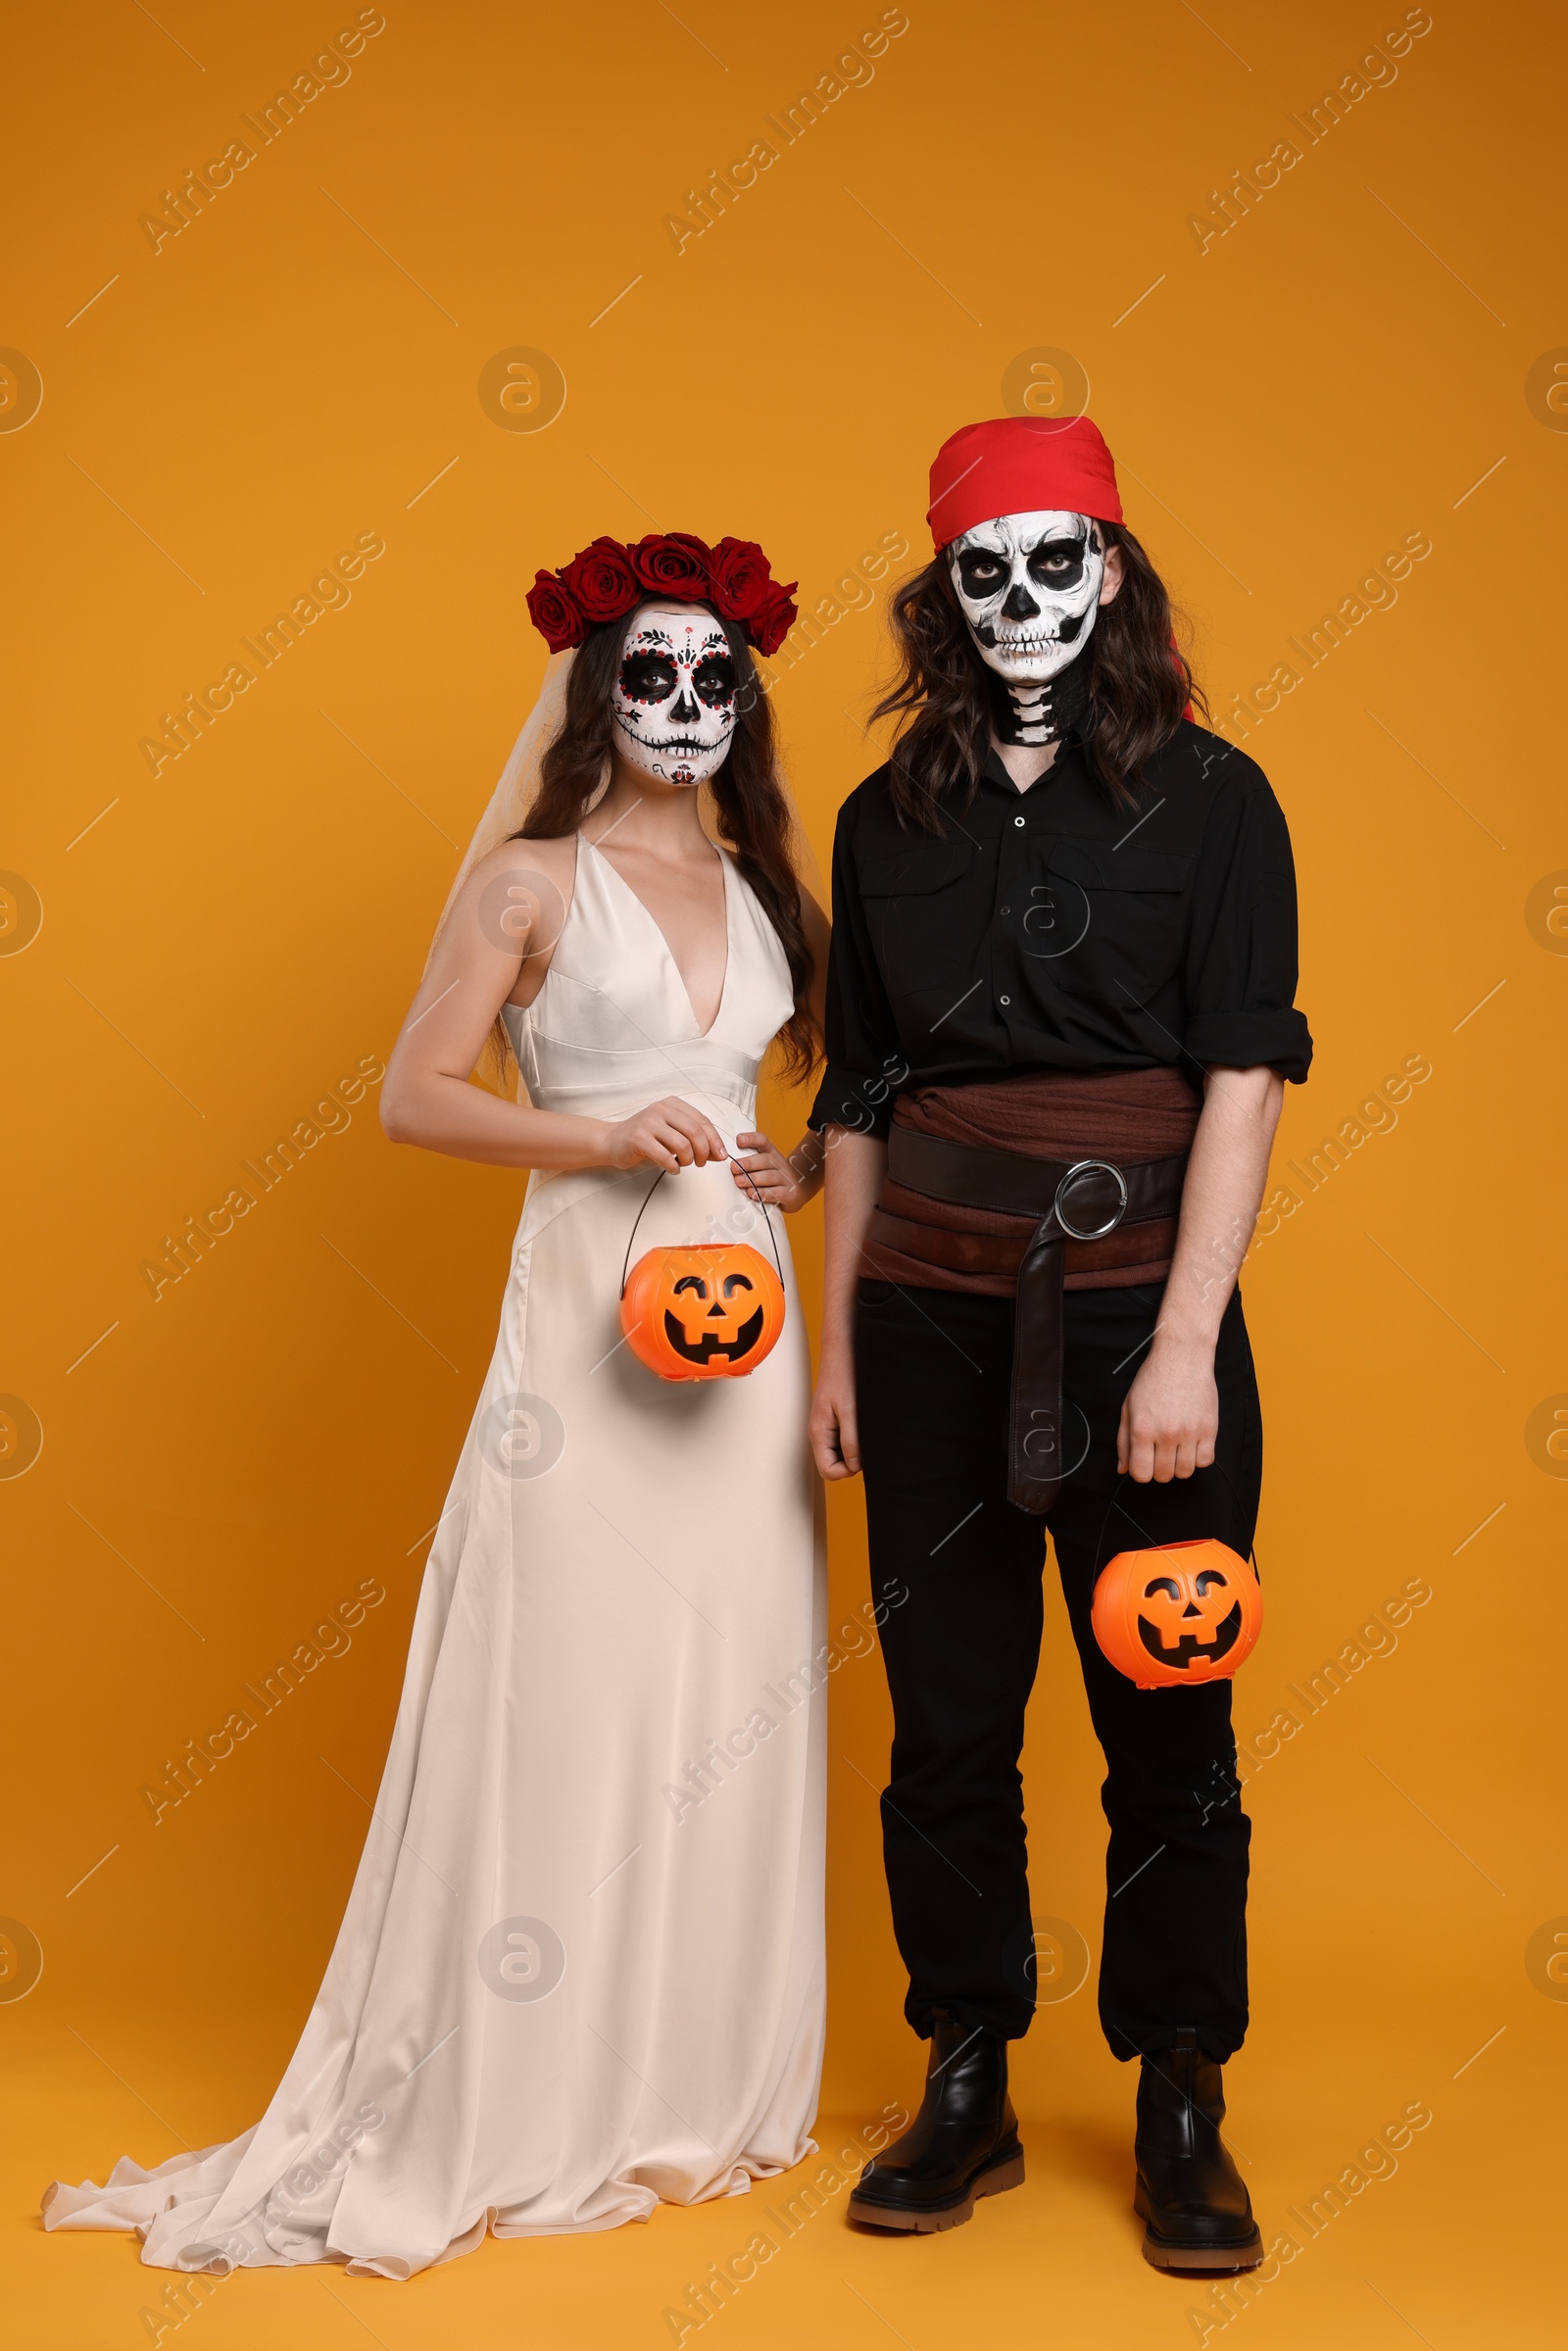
[808,724,1312,1137]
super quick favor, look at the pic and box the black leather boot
[1134,2029,1262,2270]
[848,2012,1024,2232]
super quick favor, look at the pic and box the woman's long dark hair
[871,523,1207,828]
[512,611,817,1083]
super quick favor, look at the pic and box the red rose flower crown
[526,533,799,660]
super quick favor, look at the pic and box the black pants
[856,1276,1261,2063]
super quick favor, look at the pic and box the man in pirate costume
[808,417,1311,2269]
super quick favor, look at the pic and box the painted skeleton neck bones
[949,510,1105,747]
[612,610,738,787]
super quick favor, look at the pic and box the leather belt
[884,1126,1190,1516]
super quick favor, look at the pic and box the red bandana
[926,416,1124,551]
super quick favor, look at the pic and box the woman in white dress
[45,531,831,2278]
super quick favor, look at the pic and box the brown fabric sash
[883,1126,1189,1516]
[866,1205,1177,1282]
[866,1068,1200,1298]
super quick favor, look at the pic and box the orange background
[3,2,1565,2344]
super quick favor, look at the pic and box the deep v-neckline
[580,833,733,1042]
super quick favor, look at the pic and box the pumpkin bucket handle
[1091,1455,1261,1581]
[618,1158,786,1300]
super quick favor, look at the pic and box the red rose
[560,536,640,623]
[629,532,713,601]
[707,536,773,622]
[525,569,584,652]
[748,580,799,659]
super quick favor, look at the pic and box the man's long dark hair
[513,611,817,1083]
[871,523,1206,827]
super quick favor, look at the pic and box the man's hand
[811,1126,885,1484]
[1117,1336,1219,1483]
[809,1348,862,1481]
[1113,1062,1284,1482]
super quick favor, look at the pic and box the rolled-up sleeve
[808,795,906,1136]
[1182,774,1313,1083]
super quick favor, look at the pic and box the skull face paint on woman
[612,606,739,788]
[949,511,1108,747]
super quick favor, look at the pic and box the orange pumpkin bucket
[618,1168,786,1383]
[1091,1539,1261,1690]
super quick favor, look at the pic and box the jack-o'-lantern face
[620,1243,786,1383]
[662,1265,765,1367]
[1090,1540,1262,1690]
[1137,1561,1242,1667]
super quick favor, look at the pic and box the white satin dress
[45,838,826,2278]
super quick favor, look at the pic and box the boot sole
[1134,2181,1262,2272]
[848,2144,1025,2233]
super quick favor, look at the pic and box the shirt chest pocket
[1028,839,1194,994]
[858,842,976,987]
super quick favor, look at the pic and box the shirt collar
[979,740,1080,801]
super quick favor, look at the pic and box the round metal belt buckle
[1054,1158,1128,1242]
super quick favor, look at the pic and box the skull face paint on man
[948,511,1107,747]
[612,606,738,788]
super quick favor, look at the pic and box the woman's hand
[730,1130,820,1214]
[809,1347,861,1481]
[1117,1336,1219,1483]
[602,1097,729,1174]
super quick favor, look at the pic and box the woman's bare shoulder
[453,832,579,936]
[465,831,579,889]
[448,834,580,1007]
